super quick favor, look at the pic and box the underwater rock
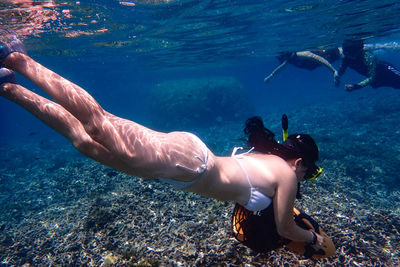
[101,254,116,267]
[84,199,114,232]
[149,77,254,130]
[105,170,119,178]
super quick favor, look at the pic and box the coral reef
[149,77,254,130]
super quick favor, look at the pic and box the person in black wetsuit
[338,39,400,91]
[264,49,342,86]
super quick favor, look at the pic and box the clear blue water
[2,0,400,141]
[1,0,400,265]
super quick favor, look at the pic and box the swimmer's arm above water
[345,76,372,91]
[364,42,400,52]
[296,51,340,86]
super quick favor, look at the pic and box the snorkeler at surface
[0,37,325,251]
[338,39,400,91]
[264,49,342,86]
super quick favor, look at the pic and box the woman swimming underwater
[0,37,325,251]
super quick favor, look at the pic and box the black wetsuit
[281,49,341,70]
[339,50,400,89]
[232,202,325,257]
[232,203,289,253]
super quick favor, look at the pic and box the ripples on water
[1,0,400,67]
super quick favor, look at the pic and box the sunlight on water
[1,0,400,67]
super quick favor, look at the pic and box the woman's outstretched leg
[2,51,159,174]
[2,46,215,180]
[0,71,132,173]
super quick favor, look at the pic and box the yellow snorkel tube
[281,114,289,142]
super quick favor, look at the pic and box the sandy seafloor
[1,88,400,266]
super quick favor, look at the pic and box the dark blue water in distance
[1,0,400,265]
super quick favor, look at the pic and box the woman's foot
[0,68,17,85]
[0,36,26,66]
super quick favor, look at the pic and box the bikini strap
[232,147,255,188]
[231,146,254,157]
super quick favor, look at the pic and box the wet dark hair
[342,39,364,56]
[244,116,319,167]
[276,52,293,63]
[283,134,319,167]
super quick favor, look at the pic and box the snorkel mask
[303,164,323,181]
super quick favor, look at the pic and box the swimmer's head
[342,39,364,56]
[276,52,293,63]
[283,134,322,181]
[243,116,322,181]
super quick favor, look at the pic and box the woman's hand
[333,71,340,86]
[345,83,362,91]
[309,230,325,249]
[264,74,273,83]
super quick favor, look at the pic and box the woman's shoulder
[248,153,287,163]
[247,154,292,173]
[246,154,296,186]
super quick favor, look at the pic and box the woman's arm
[345,53,376,91]
[296,51,337,73]
[345,77,372,91]
[338,58,348,77]
[264,60,288,83]
[273,169,325,248]
[296,51,340,86]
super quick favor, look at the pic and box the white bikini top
[232,147,272,212]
